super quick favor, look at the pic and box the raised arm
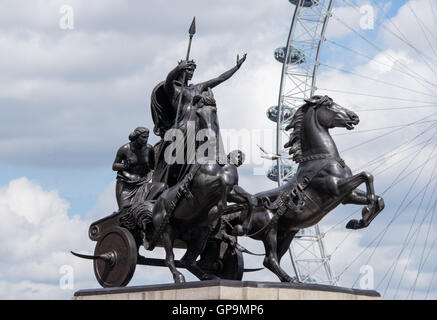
[199,54,247,91]
[164,60,197,98]
[164,65,181,98]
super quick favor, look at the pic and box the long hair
[128,127,149,142]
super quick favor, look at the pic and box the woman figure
[150,54,247,187]
[112,127,155,210]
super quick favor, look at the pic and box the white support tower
[275,0,337,285]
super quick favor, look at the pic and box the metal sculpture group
[72,19,384,288]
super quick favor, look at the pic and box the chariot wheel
[93,226,137,288]
[218,246,244,281]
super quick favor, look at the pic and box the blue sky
[1,0,437,299]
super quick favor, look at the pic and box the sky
[1,0,437,299]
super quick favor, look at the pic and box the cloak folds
[150,81,226,187]
[150,81,199,187]
[150,81,175,138]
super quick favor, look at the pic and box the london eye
[268,0,437,299]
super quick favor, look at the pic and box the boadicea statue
[72,18,384,288]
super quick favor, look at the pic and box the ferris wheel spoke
[330,10,437,91]
[325,137,437,243]
[396,205,437,299]
[325,39,437,94]
[317,87,436,104]
[380,161,437,298]
[319,63,436,98]
[355,121,437,171]
[340,159,437,282]
[333,119,437,137]
[405,2,437,59]
[353,141,437,290]
[272,0,437,289]
[340,114,437,154]
[337,137,437,280]
[354,104,437,112]
[342,0,437,77]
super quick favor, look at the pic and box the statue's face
[236,152,245,167]
[137,132,149,145]
[186,68,195,80]
[229,151,245,167]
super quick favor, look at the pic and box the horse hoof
[174,273,185,283]
[281,276,297,283]
[346,219,363,230]
[201,274,220,281]
[377,197,385,211]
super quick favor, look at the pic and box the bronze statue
[223,150,257,236]
[149,90,254,282]
[72,18,385,288]
[112,127,155,209]
[72,94,385,287]
[151,52,246,186]
[224,95,385,282]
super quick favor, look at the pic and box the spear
[174,17,196,127]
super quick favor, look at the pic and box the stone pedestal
[74,280,381,300]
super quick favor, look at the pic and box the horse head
[307,95,359,131]
[285,95,360,162]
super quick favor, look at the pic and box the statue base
[73,280,381,300]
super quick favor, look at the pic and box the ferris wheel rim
[273,0,337,285]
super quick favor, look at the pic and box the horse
[228,95,385,282]
[148,89,254,283]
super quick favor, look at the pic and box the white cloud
[0,177,193,299]
[85,180,117,221]
[328,5,367,39]
[0,177,98,298]
[0,0,295,169]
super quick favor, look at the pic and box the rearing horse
[232,95,385,282]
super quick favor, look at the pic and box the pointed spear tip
[189,16,196,35]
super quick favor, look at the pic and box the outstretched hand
[236,53,247,68]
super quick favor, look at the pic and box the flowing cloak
[151,81,175,138]
[150,81,203,187]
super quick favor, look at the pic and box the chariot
[72,202,257,288]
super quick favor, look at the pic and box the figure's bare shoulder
[222,164,239,185]
[117,143,131,155]
[223,164,235,173]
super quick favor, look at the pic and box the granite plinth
[73,280,381,300]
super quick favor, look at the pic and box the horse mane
[284,95,333,162]
[284,104,309,162]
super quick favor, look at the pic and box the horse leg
[262,226,294,282]
[343,189,384,229]
[277,230,298,264]
[338,171,376,203]
[342,189,368,205]
[181,228,219,281]
[336,173,384,229]
[161,224,185,283]
[343,189,384,210]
